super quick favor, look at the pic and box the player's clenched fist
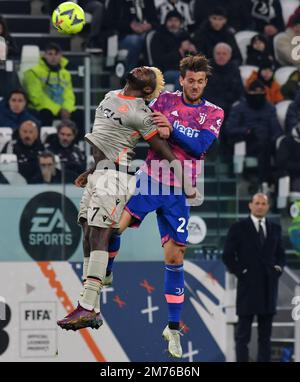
[152,112,172,139]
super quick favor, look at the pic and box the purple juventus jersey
[142,91,224,186]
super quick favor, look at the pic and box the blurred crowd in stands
[1,0,300,196]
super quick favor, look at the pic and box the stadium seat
[280,0,299,25]
[274,66,297,86]
[145,30,157,66]
[0,127,13,152]
[277,175,300,208]
[54,155,61,171]
[235,31,258,63]
[275,100,293,129]
[233,141,258,175]
[233,141,246,174]
[239,65,259,85]
[106,34,119,68]
[18,44,40,82]
[164,84,175,92]
[0,153,27,184]
[273,32,288,66]
[40,126,57,143]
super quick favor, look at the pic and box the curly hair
[179,54,212,78]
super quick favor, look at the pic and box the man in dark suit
[223,193,286,362]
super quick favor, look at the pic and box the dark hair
[8,89,28,103]
[126,68,156,93]
[165,10,184,23]
[0,16,9,39]
[292,13,300,26]
[250,33,267,47]
[248,79,265,92]
[39,151,56,162]
[45,42,62,53]
[259,59,275,72]
[57,119,78,135]
[209,7,227,18]
[179,54,212,78]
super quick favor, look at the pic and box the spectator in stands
[277,119,300,191]
[225,80,283,188]
[275,14,300,68]
[45,119,85,176]
[0,23,20,100]
[245,60,283,105]
[285,88,300,132]
[287,4,300,28]
[250,0,285,37]
[149,10,196,90]
[281,69,300,100]
[29,151,76,184]
[104,0,158,72]
[22,43,76,127]
[246,34,275,67]
[223,193,285,362]
[204,43,243,117]
[192,0,253,33]
[158,0,194,31]
[0,16,18,58]
[78,0,105,52]
[1,120,44,182]
[193,7,242,65]
[0,89,40,131]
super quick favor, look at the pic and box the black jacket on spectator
[250,0,285,33]
[158,0,194,30]
[277,127,300,179]
[225,98,282,143]
[246,44,274,67]
[149,26,191,72]
[223,217,285,315]
[193,20,242,64]
[204,61,244,116]
[0,71,21,100]
[45,134,85,175]
[285,89,300,133]
[2,139,44,182]
[193,0,253,32]
[3,34,18,59]
[104,0,158,39]
[29,168,76,184]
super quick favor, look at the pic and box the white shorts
[78,170,135,228]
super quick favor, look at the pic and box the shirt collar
[250,214,266,225]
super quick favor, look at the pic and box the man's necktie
[258,220,265,246]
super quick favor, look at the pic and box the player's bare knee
[165,243,186,265]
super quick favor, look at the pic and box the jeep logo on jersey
[20,192,81,261]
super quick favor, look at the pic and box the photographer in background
[149,10,196,90]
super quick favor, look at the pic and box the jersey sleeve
[202,107,224,138]
[148,93,167,113]
[131,106,158,141]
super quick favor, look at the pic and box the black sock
[168,321,180,330]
